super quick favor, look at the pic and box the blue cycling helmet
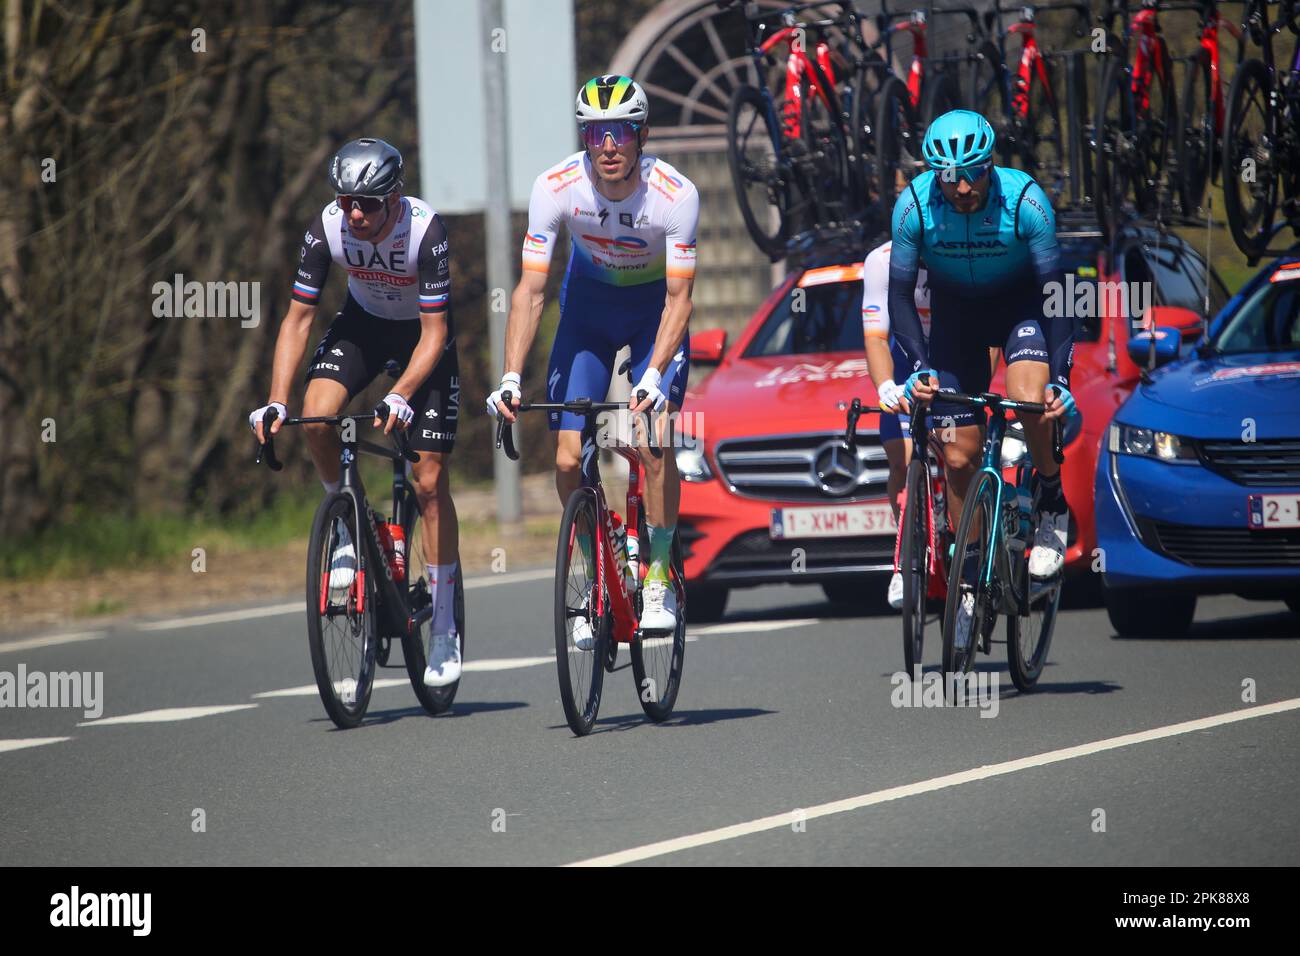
[922,110,995,171]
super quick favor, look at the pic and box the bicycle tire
[1094,59,1138,244]
[1222,57,1276,261]
[554,488,607,736]
[1177,47,1214,213]
[1023,58,1067,204]
[1006,497,1061,692]
[399,493,462,715]
[631,523,686,722]
[875,75,920,212]
[727,83,791,260]
[1137,39,1179,219]
[921,71,962,128]
[941,470,999,694]
[305,492,377,729]
[900,454,930,677]
[969,42,1011,163]
[1067,53,1093,206]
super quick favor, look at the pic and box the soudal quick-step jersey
[522,152,699,288]
[887,166,1072,387]
[291,196,451,322]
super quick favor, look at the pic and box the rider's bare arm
[504,269,548,376]
[267,299,319,411]
[643,275,693,382]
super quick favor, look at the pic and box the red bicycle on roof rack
[1174,0,1244,215]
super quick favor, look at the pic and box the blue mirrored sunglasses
[937,161,993,184]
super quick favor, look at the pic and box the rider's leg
[939,423,986,524]
[1006,358,1058,479]
[555,429,584,506]
[302,378,349,488]
[639,404,681,584]
[411,451,458,568]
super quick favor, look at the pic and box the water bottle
[1016,483,1033,546]
[610,511,629,584]
[625,529,641,592]
[387,522,406,580]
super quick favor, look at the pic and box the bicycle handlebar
[253,403,419,471]
[493,391,665,463]
[931,387,1066,464]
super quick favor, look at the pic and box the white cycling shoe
[570,590,595,651]
[887,571,904,611]
[423,630,462,687]
[954,590,976,650]
[328,524,356,591]
[640,579,677,631]
[1029,508,1069,579]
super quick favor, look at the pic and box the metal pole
[482,0,523,528]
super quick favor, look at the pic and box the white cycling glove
[380,392,414,428]
[631,367,667,412]
[486,372,522,419]
[248,402,287,435]
[877,380,904,412]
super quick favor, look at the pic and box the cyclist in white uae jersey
[488,75,699,637]
[248,138,464,688]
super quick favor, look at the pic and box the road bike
[1222,0,1300,260]
[1174,0,1244,214]
[494,366,686,736]
[255,400,463,729]
[1094,0,1181,240]
[936,387,1064,696]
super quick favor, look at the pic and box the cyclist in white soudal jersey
[488,74,700,638]
[248,138,464,688]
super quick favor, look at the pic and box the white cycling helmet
[575,74,649,124]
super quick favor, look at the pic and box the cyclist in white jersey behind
[249,138,465,687]
[488,75,700,639]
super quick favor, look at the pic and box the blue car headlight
[1107,423,1197,463]
[675,434,713,482]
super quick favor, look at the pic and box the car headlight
[1108,423,1197,462]
[675,436,713,482]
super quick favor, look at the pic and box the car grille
[705,529,895,583]
[1198,438,1300,487]
[1140,519,1300,568]
[713,431,889,502]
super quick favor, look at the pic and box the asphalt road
[1,571,1297,866]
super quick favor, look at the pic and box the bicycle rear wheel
[900,455,930,676]
[875,75,921,211]
[400,492,462,715]
[941,471,998,692]
[555,489,607,736]
[306,492,377,729]
[727,83,792,260]
[1222,57,1276,260]
[631,522,686,722]
[1023,59,1067,204]
[1006,553,1061,692]
[1177,48,1213,214]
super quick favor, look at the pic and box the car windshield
[1212,276,1300,353]
[744,279,864,357]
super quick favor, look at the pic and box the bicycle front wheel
[554,489,607,736]
[306,492,378,729]
[941,471,999,690]
[900,454,931,677]
[1222,57,1276,260]
[727,84,791,260]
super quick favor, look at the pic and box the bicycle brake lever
[256,408,283,472]
[495,390,520,461]
[635,389,663,459]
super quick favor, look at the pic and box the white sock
[322,479,341,495]
[427,561,459,639]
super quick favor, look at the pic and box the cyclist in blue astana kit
[887,110,1078,580]
[487,75,699,638]
[249,138,465,688]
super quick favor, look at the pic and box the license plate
[770,503,897,539]
[1248,493,1300,529]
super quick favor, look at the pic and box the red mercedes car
[676,220,1228,620]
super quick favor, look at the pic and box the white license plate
[1248,493,1300,529]
[770,503,897,539]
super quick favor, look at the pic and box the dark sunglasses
[337,194,389,214]
[581,120,642,149]
[937,161,993,185]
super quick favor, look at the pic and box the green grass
[0,493,322,582]
[74,597,127,618]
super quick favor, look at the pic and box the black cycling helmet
[329,138,404,196]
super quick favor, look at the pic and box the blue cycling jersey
[887,167,1073,389]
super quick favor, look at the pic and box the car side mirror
[690,328,727,366]
[1127,325,1181,369]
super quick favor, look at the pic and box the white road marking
[464,655,553,672]
[79,704,259,726]
[689,619,819,637]
[566,697,1300,867]
[253,678,407,699]
[0,737,73,754]
[139,603,303,631]
[0,631,106,654]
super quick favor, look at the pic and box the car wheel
[688,583,728,623]
[1103,581,1196,637]
[1285,595,1300,620]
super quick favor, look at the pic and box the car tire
[688,583,728,623]
[1103,582,1196,638]
[1285,595,1300,620]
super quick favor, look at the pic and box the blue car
[1095,256,1300,636]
